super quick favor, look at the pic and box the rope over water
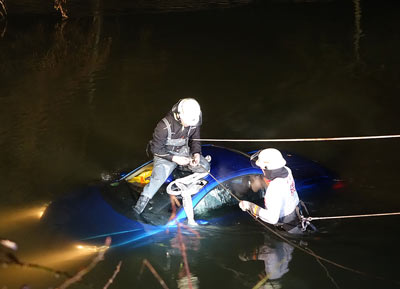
[194,134,400,142]
[199,166,400,285]
[305,212,400,221]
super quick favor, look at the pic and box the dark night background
[1,0,400,288]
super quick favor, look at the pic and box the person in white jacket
[239,148,303,234]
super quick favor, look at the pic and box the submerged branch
[103,261,122,289]
[1,239,72,279]
[54,0,68,19]
[2,237,121,288]
[56,237,111,289]
[0,17,5,38]
[140,259,170,289]
[0,258,72,279]
[0,0,7,21]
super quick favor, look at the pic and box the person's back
[265,167,299,220]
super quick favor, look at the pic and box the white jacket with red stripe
[258,166,299,225]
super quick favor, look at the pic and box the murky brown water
[1,0,400,288]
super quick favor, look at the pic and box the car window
[193,174,264,217]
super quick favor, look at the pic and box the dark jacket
[149,102,202,161]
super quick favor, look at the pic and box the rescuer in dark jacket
[133,98,209,216]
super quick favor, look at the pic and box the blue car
[40,145,340,248]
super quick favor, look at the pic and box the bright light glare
[37,204,48,218]
[0,203,50,231]
[24,243,109,268]
[75,244,109,253]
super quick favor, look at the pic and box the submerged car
[40,145,340,248]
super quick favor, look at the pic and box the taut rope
[304,212,400,222]
[194,134,400,143]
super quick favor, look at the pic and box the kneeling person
[133,98,209,221]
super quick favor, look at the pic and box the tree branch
[56,237,111,289]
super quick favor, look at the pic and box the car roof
[203,145,260,179]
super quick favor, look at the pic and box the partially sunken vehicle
[41,145,339,248]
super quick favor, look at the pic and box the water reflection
[0,0,6,37]
[238,234,294,289]
[0,205,48,232]
[1,1,400,288]
[8,0,253,17]
[177,272,199,289]
[352,0,362,62]
[0,16,111,204]
[155,226,296,289]
[0,0,6,19]
[169,225,201,289]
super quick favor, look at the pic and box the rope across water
[196,134,400,221]
[305,212,400,221]
[194,134,400,142]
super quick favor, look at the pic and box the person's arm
[188,126,201,155]
[151,120,173,161]
[239,197,281,225]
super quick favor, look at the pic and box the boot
[133,195,150,214]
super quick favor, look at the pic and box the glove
[172,156,190,166]
[238,252,249,262]
[239,200,251,211]
[190,153,201,166]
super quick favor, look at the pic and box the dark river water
[1,0,400,288]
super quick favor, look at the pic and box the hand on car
[172,155,191,166]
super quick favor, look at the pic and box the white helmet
[255,148,286,170]
[178,98,201,126]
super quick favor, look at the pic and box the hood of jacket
[263,167,289,181]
